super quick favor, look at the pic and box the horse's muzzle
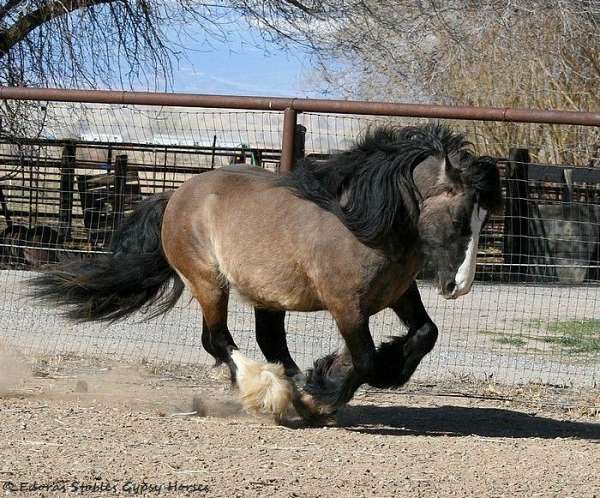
[438,277,473,300]
[439,279,458,299]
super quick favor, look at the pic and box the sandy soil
[1,353,599,498]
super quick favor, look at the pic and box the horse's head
[413,151,502,299]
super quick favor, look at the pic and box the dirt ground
[1,352,599,498]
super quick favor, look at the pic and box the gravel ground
[1,354,599,498]
[1,270,599,387]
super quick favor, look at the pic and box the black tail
[30,192,184,322]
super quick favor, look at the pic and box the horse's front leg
[303,313,376,412]
[370,281,438,388]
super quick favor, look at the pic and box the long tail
[30,192,184,322]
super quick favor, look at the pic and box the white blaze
[453,203,487,297]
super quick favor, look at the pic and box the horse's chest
[364,261,419,312]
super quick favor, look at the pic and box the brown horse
[31,124,502,424]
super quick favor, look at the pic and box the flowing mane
[279,123,475,250]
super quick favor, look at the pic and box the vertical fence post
[294,124,306,165]
[114,154,127,227]
[561,168,573,205]
[211,134,217,168]
[106,144,113,172]
[0,185,11,227]
[26,150,33,228]
[59,142,75,241]
[280,107,297,174]
[503,148,530,282]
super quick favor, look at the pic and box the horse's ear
[444,154,453,173]
[443,153,463,186]
[412,155,446,198]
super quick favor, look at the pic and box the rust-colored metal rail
[1,86,599,127]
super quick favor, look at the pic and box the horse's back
[163,166,280,229]
[178,165,276,192]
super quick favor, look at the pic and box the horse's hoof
[291,372,307,386]
[290,389,339,426]
[210,363,232,382]
[307,411,338,427]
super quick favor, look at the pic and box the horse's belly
[223,267,323,312]
[234,288,323,312]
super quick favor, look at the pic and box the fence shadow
[338,404,600,440]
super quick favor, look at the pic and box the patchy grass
[540,319,600,354]
[546,319,600,336]
[492,335,528,347]
[480,330,529,349]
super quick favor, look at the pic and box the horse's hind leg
[193,283,238,381]
[202,315,237,370]
[369,282,438,388]
[191,279,292,419]
[254,309,300,377]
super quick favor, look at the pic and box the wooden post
[294,124,306,166]
[0,185,11,228]
[561,168,573,205]
[253,148,263,167]
[503,148,530,282]
[26,151,33,228]
[114,154,127,227]
[59,142,75,241]
[210,134,217,168]
[106,144,113,173]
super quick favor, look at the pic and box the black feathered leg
[303,317,375,413]
[201,317,238,384]
[370,281,438,388]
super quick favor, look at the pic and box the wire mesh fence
[0,101,598,388]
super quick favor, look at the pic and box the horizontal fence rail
[1,86,600,126]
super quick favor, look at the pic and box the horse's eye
[453,219,470,236]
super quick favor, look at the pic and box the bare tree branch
[305,0,600,163]
[0,0,356,136]
[0,0,115,55]
[282,0,314,14]
[0,0,27,22]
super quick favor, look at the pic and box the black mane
[279,123,477,250]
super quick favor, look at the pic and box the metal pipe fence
[0,89,598,389]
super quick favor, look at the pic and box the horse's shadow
[335,404,600,440]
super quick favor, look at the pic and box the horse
[30,123,502,424]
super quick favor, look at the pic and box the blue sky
[170,24,321,98]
